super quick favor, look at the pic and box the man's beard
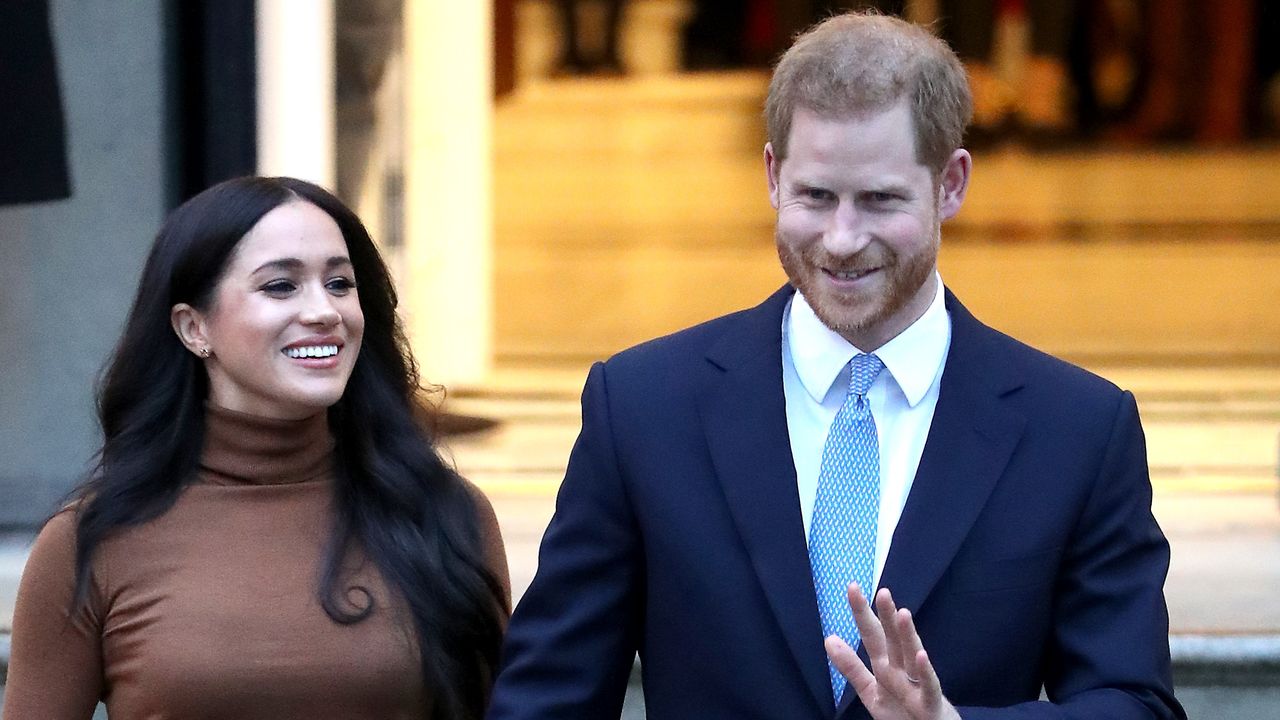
[776,220,939,344]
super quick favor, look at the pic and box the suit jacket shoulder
[599,285,794,394]
[943,289,1133,426]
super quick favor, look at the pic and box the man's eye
[326,277,357,294]
[869,192,900,203]
[261,280,297,295]
[804,188,832,201]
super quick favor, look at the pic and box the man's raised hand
[825,584,961,720]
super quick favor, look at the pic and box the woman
[3,176,510,719]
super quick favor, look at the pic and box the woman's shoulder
[457,476,511,608]
[19,506,83,602]
[458,477,501,551]
[31,505,79,558]
[27,501,149,597]
[457,475,494,516]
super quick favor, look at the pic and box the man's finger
[874,587,899,624]
[847,582,888,667]
[825,635,878,702]
[890,610,920,684]
[874,588,906,670]
[889,607,948,711]
[896,607,926,664]
[913,648,946,710]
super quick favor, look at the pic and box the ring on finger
[906,676,921,685]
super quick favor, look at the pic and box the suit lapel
[836,291,1026,718]
[877,291,1027,623]
[698,286,837,719]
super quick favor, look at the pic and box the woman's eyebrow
[251,256,352,274]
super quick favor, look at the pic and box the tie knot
[847,353,884,397]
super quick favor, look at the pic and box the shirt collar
[786,276,950,407]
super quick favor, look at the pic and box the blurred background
[1,1,1278,716]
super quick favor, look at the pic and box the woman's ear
[171,303,213,358]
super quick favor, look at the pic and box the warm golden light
[403,1,494,387]
[256,0,336,186]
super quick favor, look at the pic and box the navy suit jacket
[489,286,1184,720]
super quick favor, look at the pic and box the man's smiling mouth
[825,267,879,281]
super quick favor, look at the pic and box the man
[489,12,1183,720]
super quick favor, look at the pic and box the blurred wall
[0,1,170,527]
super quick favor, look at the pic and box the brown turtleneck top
[3,405,510,719]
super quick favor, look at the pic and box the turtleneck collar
[199,403,335,486]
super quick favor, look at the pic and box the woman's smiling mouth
[284,344,340,359]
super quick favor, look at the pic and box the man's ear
[764,142,781,210]
[936,148,972,221]
[171,303,212,358]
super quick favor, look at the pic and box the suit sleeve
[487,362,644,719]
[957,391,1185,720]
[2,511,105,719]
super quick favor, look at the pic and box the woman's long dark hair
[68,176,507,719]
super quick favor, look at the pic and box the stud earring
[199,347,211,358]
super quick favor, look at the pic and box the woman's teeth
[285,345,339,359]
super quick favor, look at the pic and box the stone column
[256,0,337,186]
[402,1,494,387]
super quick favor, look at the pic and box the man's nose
[823,201,873,257]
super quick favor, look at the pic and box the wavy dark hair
[67,176,507,719]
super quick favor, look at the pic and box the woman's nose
[300,288,341,326]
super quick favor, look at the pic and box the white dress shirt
[782,277,951,589]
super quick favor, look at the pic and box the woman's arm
[2,511,105,719]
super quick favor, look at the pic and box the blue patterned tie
[809,352,885,704]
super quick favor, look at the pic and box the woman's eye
[261,280,297,295]
[326,277,357,294]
